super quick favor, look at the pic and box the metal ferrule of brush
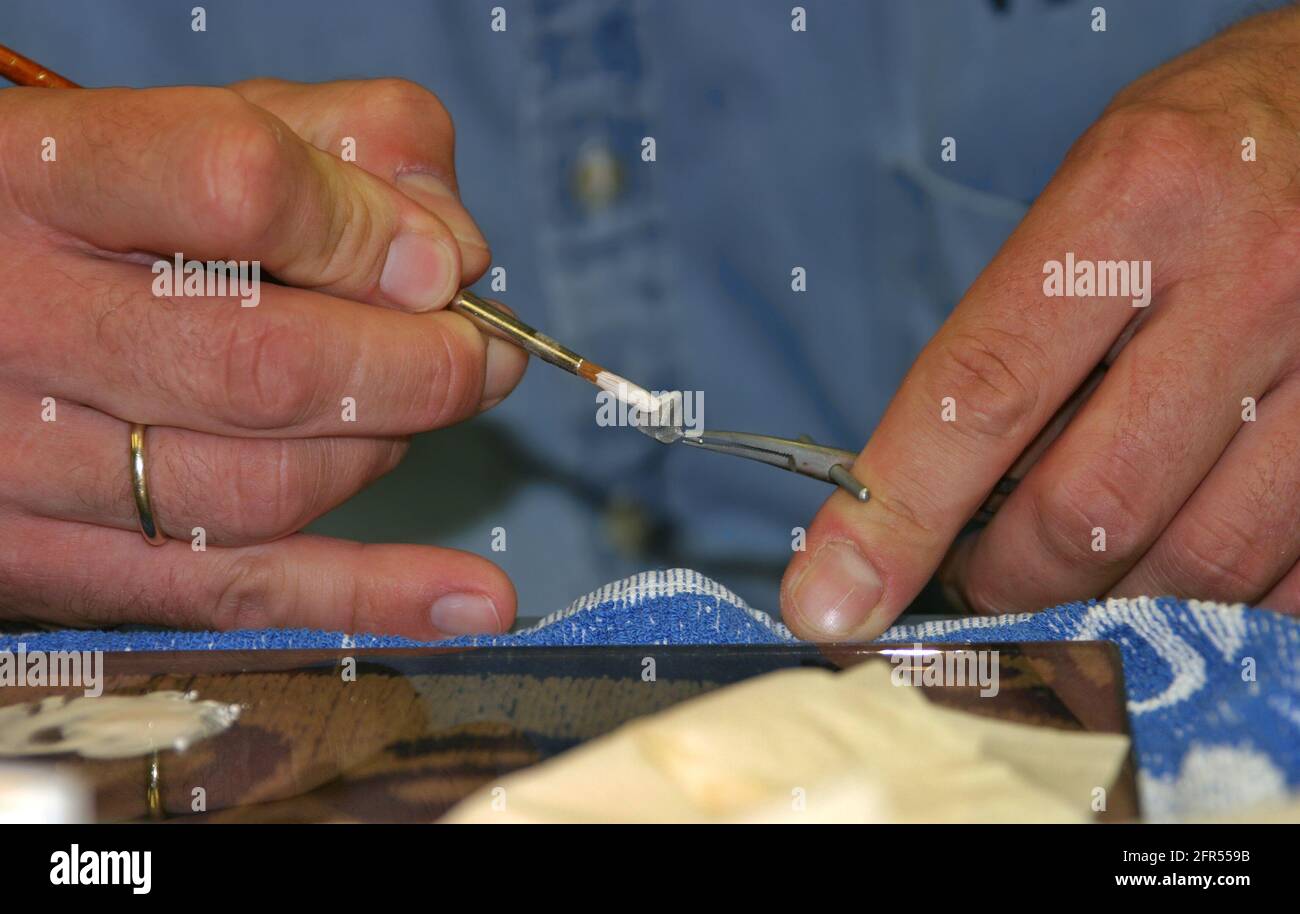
[451,290,586,376]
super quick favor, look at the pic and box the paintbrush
[0,43,672,432]
[451,290,677,441]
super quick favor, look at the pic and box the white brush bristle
[594,371,683,443]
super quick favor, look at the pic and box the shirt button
[571,141,625,211]
[603,496,651,558]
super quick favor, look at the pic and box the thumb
[229,78,493,295]
[222,124,470,313]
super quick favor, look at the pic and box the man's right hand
[0,79,527,638]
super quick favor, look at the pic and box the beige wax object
[442,663,1130,824]
[0,690,241,760]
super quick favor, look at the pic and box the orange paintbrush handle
[0,42,79,88]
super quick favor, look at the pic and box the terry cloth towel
[2,568,1297,820]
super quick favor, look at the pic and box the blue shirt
[0,0,1275,614]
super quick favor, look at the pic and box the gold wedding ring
[146,752,164,819]
[129,423,167,545]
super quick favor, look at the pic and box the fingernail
[380,232,458,311]
[789,541,885,639]
[430,592,502,635]
[480,335,522,408]
[396,172,490,254]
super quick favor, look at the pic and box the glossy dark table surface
[0,642,1137,822]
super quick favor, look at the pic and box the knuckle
[312,180,386,289]
[216,311,323,429]
[1157,516,1264,600]
[1031,453,1153,569]
[1069,104,1208,212]
[934,329,1040,443]
[212,552,290,631]
[365,78,453,139]
[858,464,938,542]
[874,492,935,541]
[413,320,481,428]
[190,92,294,244]
[226,440,312,542]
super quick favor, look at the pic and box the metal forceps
[676,431,870,502]
[666,364,1108,514]
[670,362,1110,520]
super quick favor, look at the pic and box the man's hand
[0,79,527,637]
[782,8,1300,639]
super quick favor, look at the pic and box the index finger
[779,115,1188,640]
[2,85,467,313]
